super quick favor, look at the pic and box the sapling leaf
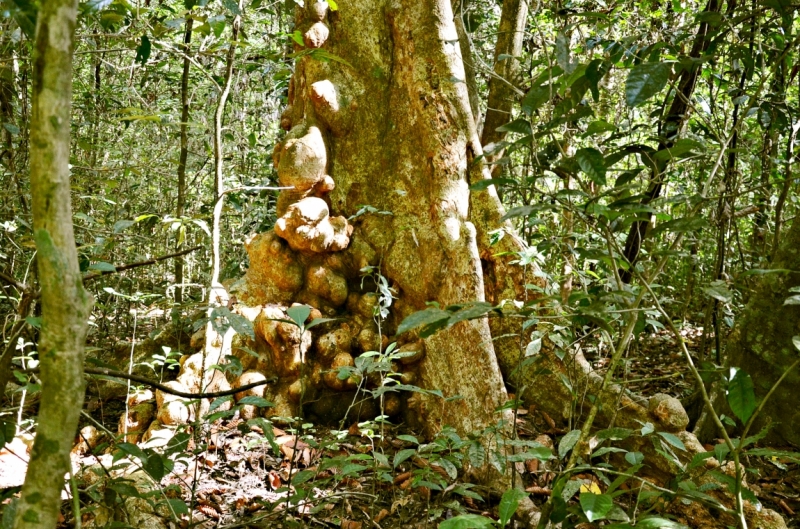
[625,62,671,107]
[579,492,613,522]
[727,368,756,423]
[286,304,311,328]
[498,488,526,527]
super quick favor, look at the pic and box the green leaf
[88,262,116,272]
[286,305,311,328]
[393,448,416,468]
[579,492,613,522]
[135,36,151,66]
[521,85,552,115]
[727,368,756,423]
[496,118,531,135]
[793,336,800,352]
[657,432,686,452]
[238,396,274,408]
[326,0,338,10]
[439,514,496,529]
[222,0,241,14]
[397,307,451,337]
[226,312,255,339]
[558,429,581,459]
[112,220,135,233]
[116,442,147,462]
[595,428,634,442]
[702,280,733,303]
[556,31,573,73]
[576,148,606,186]
[164,498,190,516]
[625,62,671,107]
[469,178,516,191]
[143,452,173,481]
[606,516,689,528]
[625,451,644,465]
[498,488,526,527]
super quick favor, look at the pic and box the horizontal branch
[20,366,277,400]
[82,245,203,283]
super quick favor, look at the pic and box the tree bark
[480,0,528,173]
[726,214,800,447]
[226,0,510,438]
[174,17,194,304]
[14,0,93,527]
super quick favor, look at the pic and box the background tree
[12,0,92,527]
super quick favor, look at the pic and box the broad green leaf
[576,148,606,185]
[521,85,552,115]
[703,280,733,303]
[286,305,311,328]
[397,307,450,337]
[496,118,531,135]
[793,336,800,352]
[116,442,147,462]
[439,514,495,529]
[727,368,756,423]
[88,262,116,272]
[498,488,526,527]
[113,220,135,233]
[579,492,613,522]
[558,429,581,459]
[393,448,416,468]
[657,432,686,452]
[135,36,151,66]
[164,499,190,516]
[595,427,633,442]
[469,178,516,191]
[606,517,688,528]
[238,396,274,408]
[556,32,574,73]
[226,312,255,339]
[625,451,644,465]
[625,62,671,107]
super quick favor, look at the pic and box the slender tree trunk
[14,0,93,528]
[175,17,194,304]
[480,0,528,174]
[619,0,722,282]
[451,0,482,131]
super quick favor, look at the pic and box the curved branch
[20,366,277,400]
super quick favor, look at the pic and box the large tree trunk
[725,214,800,447]
[14,0,93,527]
[159,0,509,441]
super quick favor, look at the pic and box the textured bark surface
[14,0,93,527]
[221,0,510,438]
[480,0,527,170]
[727,214,800,446]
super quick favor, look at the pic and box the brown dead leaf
[268,470,282,489]
[373,508,389,523]
[393,471,412,485]
[340,520,361,529]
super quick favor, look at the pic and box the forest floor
[1,327,798,528]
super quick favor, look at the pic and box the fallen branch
[1,246,205,297]
[82,245,203,283]
[20,366,277,400]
